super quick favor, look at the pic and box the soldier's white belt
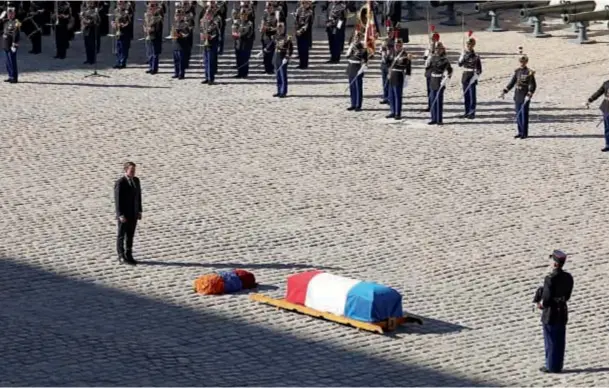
[391,69,404,72]
[348,60,361,64]
[463,69,475,72]
[431,73,443,77]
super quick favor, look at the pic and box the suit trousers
[4,49,18,80]
[515,100,530,137]
[117,219,138,256]
[543,323,566,373]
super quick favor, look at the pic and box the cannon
[474,1,545,13]
[563,8,609,22]
[520,1,596,18]
[428,1,479,27]
[561,8,609,43]
[474,2,541,31]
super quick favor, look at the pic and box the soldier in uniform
[200,3,221,84]
[457,31,482,119]
[1,3,20,83]
[379,22,395,105]
[325,0,346,63]
[171,7,191,79]
[534,250,574,374]
[112,0,132,69]
[233,9,254,78]
[25,1,44,54]
[345,28,368,112]
[259,2,278,74]
[500,54,536,139]
[97,1,110,53]
[585,80,609,152]
[181,1,196,69]
[143,1,163,75]
[53,1,72,59]
[425,41,452,125]
[216,1,228,55]
[422,27,440,112]
[386,37,411,120]
[294,0,313,69]
[271,22,292,97]
[80,1,101,65]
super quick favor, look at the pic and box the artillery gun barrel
[520,0,596,18]
[563,8,609,23]
[475,1,547,13]
[430,1,478,7]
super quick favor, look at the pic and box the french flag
[285,271,403,323]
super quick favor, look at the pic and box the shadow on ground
[137,260,342,271]
[0,255,493,386]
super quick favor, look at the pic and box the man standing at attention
[536,250,574,374]
[114,162,142,266]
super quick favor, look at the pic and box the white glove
[255,50,263,59]
[10,46,16,53]
[337,20,343,29]
[0,11,6,19]
[404,75,410,89]
[282,58,288,65]
[458,51,464,63]
[525,95,531,102]
[424,57,431,68]
[424,49,429,58]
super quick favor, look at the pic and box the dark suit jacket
[114,175,142,219]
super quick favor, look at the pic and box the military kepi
[550,250,567,264]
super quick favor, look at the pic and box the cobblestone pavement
[1,3,609,386]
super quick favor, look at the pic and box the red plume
[430,25,436,32]
[385,19,391,27]
[467,30,473,37]
[432,32,440,41]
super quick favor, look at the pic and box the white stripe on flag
[304,273,361,317]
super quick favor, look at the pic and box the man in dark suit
[114,161,142,265]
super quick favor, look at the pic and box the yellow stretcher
[249,293,423,334]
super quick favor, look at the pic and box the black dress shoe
[380,100,388,105]
[427,121,437,125]
[113,65,121,69]
[394,116,402,120]
[4,79,11,82]
[278,94,286,98]
[437,122,443,126]
[514,135,522,139]
[202,79,208,84]
[172,75,179,78]
[347,107,355,111]
[150,71,158,75]
[520,136,528,139]
[466,114,475,119]
[539,367,550,373]
[386,114,395,119]
[354,108,362,112]
[273,93,280,97]
[9,79,17,83]
[424,108,431,112]
[459,113,468,118]
[178,76,185,80]
[145,70,152,74]
[602,147,609,152]
[208,81,214,85]
[125,252,137,265]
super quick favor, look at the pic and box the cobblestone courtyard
[1,4,609,386]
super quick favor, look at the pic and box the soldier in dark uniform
[96,1,110,54]
[53,1,72,59]
[80,1,100,64]
[345,28,368,112]
[379,24,395,105]
[25,1,44,54]
[114,161,143,266]
[1,3,20,83]
[271,22,292,97]
[325,0,346,63]
[533,250,574,374]
[422,27,440,112]
[112,0,132,69]
[171,7,191,79]
[386,37,411,120]
[216,1,227,55]
[585,80,609,152]
[143,1,163,75]
[294,0,313,69]
[200,3,221,84]
[425,41,452,125]
[501,54,536,139]
[260,2,278,74]
[182,1,196,69]
[233,9,254,78]
[457,31,482,119]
